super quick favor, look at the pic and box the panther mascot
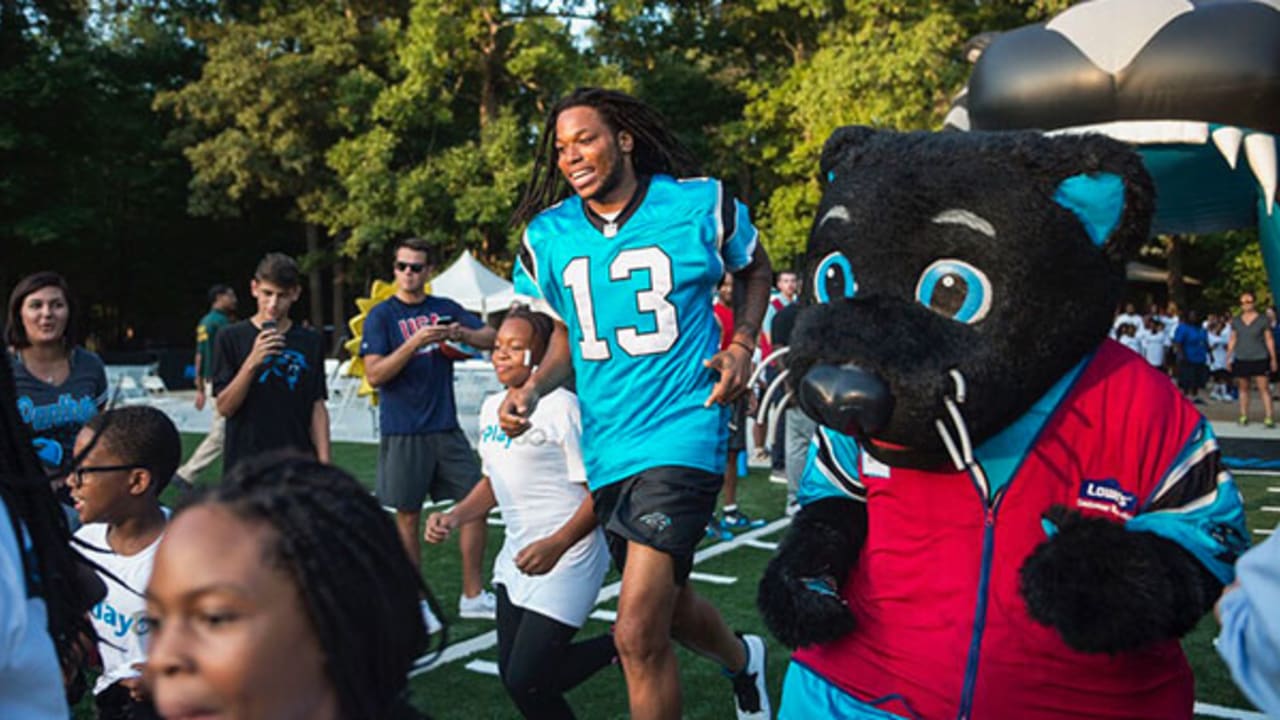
[758,127,1250,720]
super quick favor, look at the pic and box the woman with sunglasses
[1227,291,1278,426]
[6,271,108,475]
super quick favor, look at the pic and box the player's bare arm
[705,243,773,406]
[500,320,573,437]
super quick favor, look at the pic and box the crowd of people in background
[1112,294,1280,427]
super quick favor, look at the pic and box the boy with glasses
[361,237,498,621]
[69,405,181,720]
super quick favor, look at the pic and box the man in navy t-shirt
[361,237,498,620]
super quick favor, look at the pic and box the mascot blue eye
[813,252,857,304]
[915,259,992,324]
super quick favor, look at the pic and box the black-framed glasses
[69,464,146,488]
[395,261,426,274]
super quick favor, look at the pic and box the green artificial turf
[70,435,1272,718]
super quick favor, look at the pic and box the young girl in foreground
[144,455,431,720]
[426,307,616,719]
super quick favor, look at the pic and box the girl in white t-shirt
[425,308,615,719]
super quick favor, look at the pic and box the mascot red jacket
[758,127,1250,720]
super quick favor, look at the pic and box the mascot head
[789,128,1154,469]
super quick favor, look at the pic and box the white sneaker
[420,599,443,634]
[730,633,771,719]
[458,589,497,620]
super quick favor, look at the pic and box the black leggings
[495,584,617,719]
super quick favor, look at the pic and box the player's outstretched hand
[499,384,540,437]
[704,343,753,407]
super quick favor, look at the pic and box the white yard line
[688,572,738,585]
[1255,528,1274,537]
[464,660,501,677]
[1260,506,1280,513]
[744,539,779,551]
[410,517,791,677]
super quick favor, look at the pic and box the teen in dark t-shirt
[211,254,328,474]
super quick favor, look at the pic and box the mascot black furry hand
[757,127,1250,720]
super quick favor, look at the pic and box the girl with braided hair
[426,307,616,719]
[143,454,434,720]
[1,345,103,717]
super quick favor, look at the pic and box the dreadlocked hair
[511,86,702,226]
[188,453,437,720]
[504,305,555,365]
[0,356,100,692]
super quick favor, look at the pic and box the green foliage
[154,2,397,223]
[6,0,1276,347]
[1199,230,1271,311]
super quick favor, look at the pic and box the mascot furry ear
[760,127,1248,720]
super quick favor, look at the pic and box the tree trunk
[478,4,502,131]
[305,223,324,331]
[1165,233,1187,311]
[330,238,346,357]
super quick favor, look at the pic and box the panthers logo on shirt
[257,350,309,390]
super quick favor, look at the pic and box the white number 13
[563,248,679,360]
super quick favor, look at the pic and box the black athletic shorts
[591,466,721,586]
[1234,358,1271,379]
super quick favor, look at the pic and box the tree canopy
[2,0,1253,357]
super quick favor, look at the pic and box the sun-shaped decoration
[343,278,429,405]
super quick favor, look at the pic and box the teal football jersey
[513,174,758,490]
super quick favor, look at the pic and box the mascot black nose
[798,363,893,437]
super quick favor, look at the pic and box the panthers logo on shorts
[638,512,672,533]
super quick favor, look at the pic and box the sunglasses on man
[395,261,426,273]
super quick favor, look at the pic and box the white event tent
[428,250,518,318]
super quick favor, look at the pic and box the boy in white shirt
[68,406,180,720]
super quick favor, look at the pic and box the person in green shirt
[175,284,236,487]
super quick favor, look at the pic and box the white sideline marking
[589,609,618,622]
[688,572,737,585]
[744,539,779,550]
[1261,506,1280,513]
[1193,701,1268,719]
[465,660,500,677]
[1268,487,1280,493]
[1255,528,1275,537]
[410,517,791,677]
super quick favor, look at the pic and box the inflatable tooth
[948,0,1280,298]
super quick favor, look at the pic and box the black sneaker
[729,633,771,719]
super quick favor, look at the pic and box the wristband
[730,339,754,354]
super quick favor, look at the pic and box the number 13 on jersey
[562,247,680,360]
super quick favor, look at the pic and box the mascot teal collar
[974,353,1092,494]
